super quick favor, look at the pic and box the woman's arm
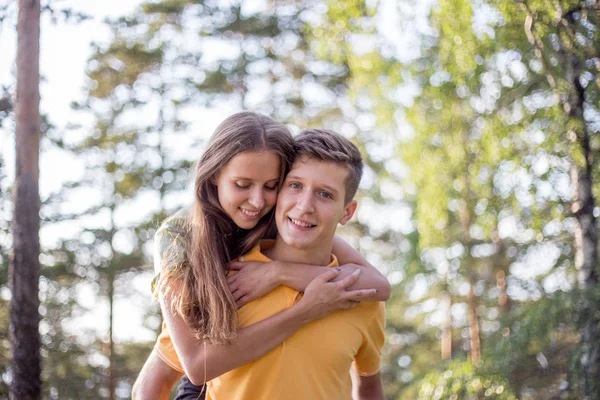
[162,268,372,386]
[227,235,390,307]
[132,349,183,400]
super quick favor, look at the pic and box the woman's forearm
[166,269,366,386]
[276,262,389,301]
[186,302,310,385]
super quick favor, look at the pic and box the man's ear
[339,200,357,225]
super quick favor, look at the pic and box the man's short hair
[294,128,363,204]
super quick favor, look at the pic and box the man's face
[275,156,357,251]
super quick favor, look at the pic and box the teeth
[290,218,313,228]
[241,208,260,217]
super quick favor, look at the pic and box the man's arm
[132,349,183,400]
[351,371,385,400]
[227,235,390,307]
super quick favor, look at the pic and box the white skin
[132,150,389,400]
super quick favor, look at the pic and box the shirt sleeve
[353,302,386,376]
[154,321,185,373]
[151,210,190,295]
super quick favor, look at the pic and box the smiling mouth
[288,217,316,228]
[240,208,260,218]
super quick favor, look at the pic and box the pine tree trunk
[467,277,481,364]
[496,270,510,314]
[563,25,600,396]
[10,0,41,398]
[440,291,452,360]
[108,274,115,400]
[492,233,511,315]
[571,128,599,398]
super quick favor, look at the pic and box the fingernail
[335,267,342,271]
[353,269,361,275]
[372,289,377,293]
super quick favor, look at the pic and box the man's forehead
[287,157,348,187]
[290,155,341,171]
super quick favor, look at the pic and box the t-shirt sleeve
[151,210,190,295]
[353,302,386,376]
[154,321,185,373]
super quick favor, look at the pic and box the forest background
[1,0,599,399]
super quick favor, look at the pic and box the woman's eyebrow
[232,176,280,182]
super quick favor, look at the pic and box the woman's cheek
[266,192,278,209]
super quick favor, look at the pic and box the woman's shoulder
[154,208,191,276]
[156,208,191,238]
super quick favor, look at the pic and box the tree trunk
[107,273,115,400]
[496,270,510,314]
[492,232,511,315]
[570,103,599,399]
[467,277,481,364]
[440,291,452,360]
[10,0,41,399]
[563,23,600,396]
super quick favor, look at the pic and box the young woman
[132,112,389,399]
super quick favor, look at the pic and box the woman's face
[214,150,281,230]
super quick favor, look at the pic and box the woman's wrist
[288,298,315,325]
[269,260,285,287]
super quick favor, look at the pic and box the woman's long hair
[156,112,294,344]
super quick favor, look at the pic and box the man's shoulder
[351,300,386,324]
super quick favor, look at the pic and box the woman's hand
[296,268,378,323]
[227,261,281,308]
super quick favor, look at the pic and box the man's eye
[289,182,302,189]
[319,191,333,199]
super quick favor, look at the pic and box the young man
[135,129,386,399]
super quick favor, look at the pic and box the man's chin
[279,234,314,250]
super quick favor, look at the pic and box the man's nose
[295,191,314,213]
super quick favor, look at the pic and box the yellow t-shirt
[155,240,386,400]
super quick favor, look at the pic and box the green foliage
[2,0,598,398]
[320,0,599,398]
[418,360,517,399]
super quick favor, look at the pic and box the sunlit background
[1,0,599,399]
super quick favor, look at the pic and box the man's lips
[288,216,316,228]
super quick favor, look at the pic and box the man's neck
[265,236,332,266]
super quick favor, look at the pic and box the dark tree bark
[561,9,600,397]
[569,62,599,399]
[518,2,600,395]
[9,0,41,399]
